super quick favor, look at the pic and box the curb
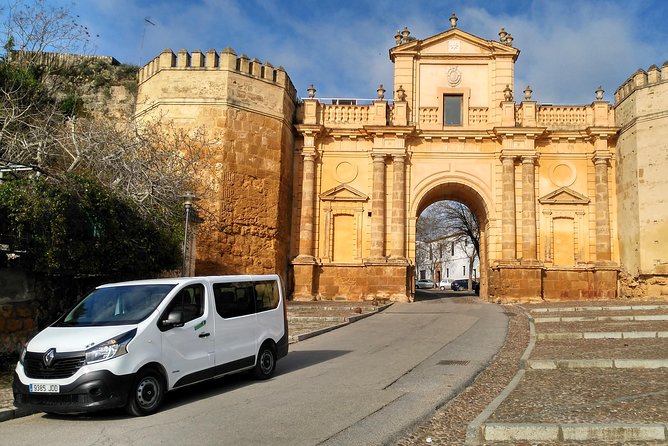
[535,314,668,323]
[526,358,668,369]
[464,307,537,445]
[530,304,668,313]
[483,422,668,442]
[0,406,35,422]
[537,331,668,340]
[288,302,392,344]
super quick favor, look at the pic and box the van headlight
[19,346,26,365]
[85,329,137,365]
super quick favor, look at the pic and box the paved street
[0,295,508,446]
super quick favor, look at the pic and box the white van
[13,274,289,416]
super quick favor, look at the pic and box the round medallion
[335,161,358,184]
[550,162,576,187]
[447,66,462,87]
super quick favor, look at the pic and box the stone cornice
[493,127,547,139]
[295,124,325,137]
[362,125,415,138]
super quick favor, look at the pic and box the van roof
[97,274,281,288]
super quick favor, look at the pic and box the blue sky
[17,0,668,103]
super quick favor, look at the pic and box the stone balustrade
[537,105,589,127]
[469,107,489,125]
[319,104,371,127]
[418,107,440,126]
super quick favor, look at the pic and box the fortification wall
[136,48,297,282]
[615,62,668,298]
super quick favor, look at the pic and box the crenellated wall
[137,47,294,96]
[614,61,668,298]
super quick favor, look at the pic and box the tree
[0,0,215,296]
[2,0,93,59]
[415,209,450,280]
[0,0,214,226]
[416,200,480,287]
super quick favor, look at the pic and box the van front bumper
[13,370,134,414]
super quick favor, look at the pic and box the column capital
[521,154,538,164]
[592,152,612,165]
[300,149,318,161]
[371,152,387,162]
[500,154,517,163]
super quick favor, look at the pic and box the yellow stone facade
[134,20,668,302]
[292,24,619,302]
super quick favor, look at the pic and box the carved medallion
[447,66,462,87]
[550,162,576,187]
[335,161,358,184]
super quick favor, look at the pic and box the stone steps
[466,303,668,445]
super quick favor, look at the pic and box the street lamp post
[181,191,196,276]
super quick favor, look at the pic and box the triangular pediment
[390,28,519,61]
[539,187,590,205]
[320,184,369,202]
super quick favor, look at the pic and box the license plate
[29,383,60,393]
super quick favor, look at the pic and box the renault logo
[43,348,56,367]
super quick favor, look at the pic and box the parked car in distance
[451,279,480,293]
[438,280,451,290]
[416,279,435,289]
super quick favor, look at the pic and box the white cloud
[77,0,666,104]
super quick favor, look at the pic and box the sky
[9,0,668,104]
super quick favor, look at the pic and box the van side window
[255,281,279,312]
[163,284,205,324]
[213,282,255,318]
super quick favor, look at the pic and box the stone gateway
[135,17,668,303]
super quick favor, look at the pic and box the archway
[411,181,491,299]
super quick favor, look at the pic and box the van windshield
[55,284,176,327]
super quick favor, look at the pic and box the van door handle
[199,332,211,338]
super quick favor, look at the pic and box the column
[501,155,517,260]
[370,153,386,259]
[296,151,317,261]
[594,154,612,261]
[521,155,538,260]
[390,154,406,259]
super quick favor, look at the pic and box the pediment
[390,28,519,60]
[539,187,590,205]
[320,184,369,202]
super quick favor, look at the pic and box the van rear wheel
[253,345,276,379]
[126,369,164,416]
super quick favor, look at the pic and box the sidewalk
[398,300,668,445]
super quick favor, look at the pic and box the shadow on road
[41,349,352,421]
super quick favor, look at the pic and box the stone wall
[307,264,411,301]
[0,270,37,355]
[615,62,668,298]
[135,48,297,283]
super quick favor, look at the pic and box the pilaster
[501,154,517,261]
[369,153,387,260]
[521,154,538,262]
[390,154,407,261]
[593,151,613,263]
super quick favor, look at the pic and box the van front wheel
[126,369,164,416]
[253,345,276,379]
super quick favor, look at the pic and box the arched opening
[411,182,491,299]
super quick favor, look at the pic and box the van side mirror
[161,310,185,329]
